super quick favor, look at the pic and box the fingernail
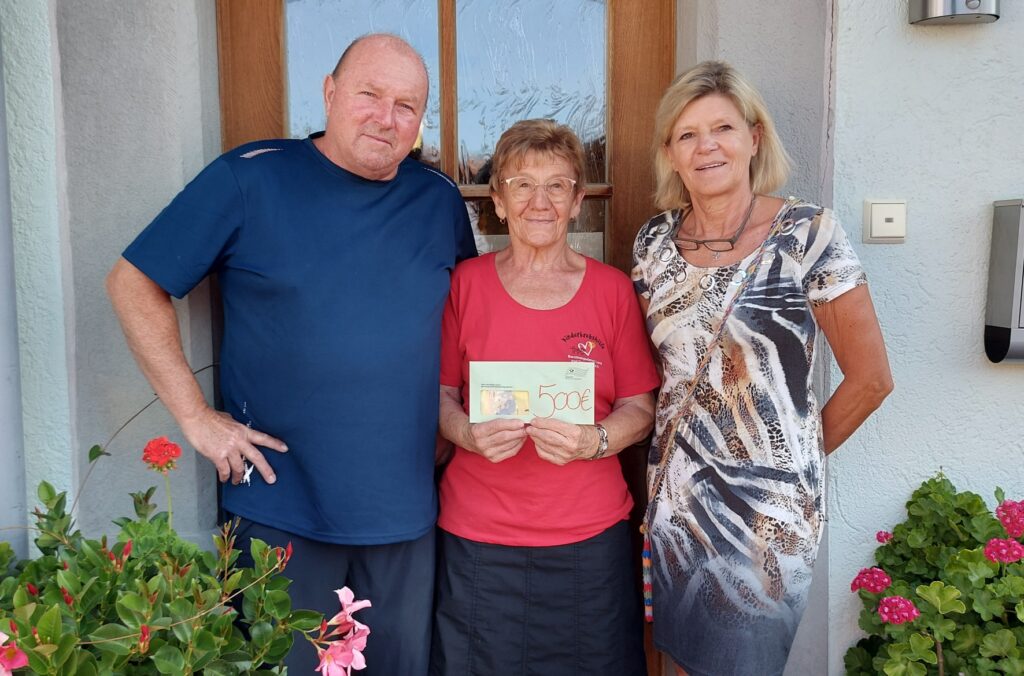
[268,475,277,484]
[282,445,289,452]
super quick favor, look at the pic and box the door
[216,1,675,672]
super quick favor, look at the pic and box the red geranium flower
[996,499,1024,538]
[142,437,182,473]
[877,596,920,625]
[850,567,892,594]
[984,537,1024,564]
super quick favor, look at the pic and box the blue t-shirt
[124,134,476,544]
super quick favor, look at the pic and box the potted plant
[845,474,1024,675]
[0,437,371,675]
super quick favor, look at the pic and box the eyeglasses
[673,235,738,253]
[503,176,577,203]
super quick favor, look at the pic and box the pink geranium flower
[877,596,920,625]
[875,530,893,544]
[984,537,1024,564]
[0,630,29,675]
[996,499,1024,538]
[850,567,892,594]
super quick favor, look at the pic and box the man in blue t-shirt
[107,34,475,674]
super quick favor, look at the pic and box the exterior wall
[0,0,75,539]
[0,26,26,559]
[1,1,221,548]
[829,2,1024,673]
[54,0,221,543]
[676,0,832,204]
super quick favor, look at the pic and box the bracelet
[589,424,609,460]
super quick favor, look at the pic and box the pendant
[712,250,722,261]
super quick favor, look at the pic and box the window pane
[456,0,607,185]
[284,0,441,167]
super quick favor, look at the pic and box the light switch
[863,199,907,243]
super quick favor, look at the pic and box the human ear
[323,75,336,116]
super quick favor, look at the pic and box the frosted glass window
[455,0,607,185]
[284,0,441,167]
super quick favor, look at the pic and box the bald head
[332,33,429,90]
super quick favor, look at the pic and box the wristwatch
[590,424,609,460]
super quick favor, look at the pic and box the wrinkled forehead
[339,38,428,92]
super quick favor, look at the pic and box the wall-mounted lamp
[910,0,999,25]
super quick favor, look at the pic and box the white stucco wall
[54,0,221,543]
[0,27,27,559]
[828,2,1024,674]
[0,0,75,528]
[676,0,832,204]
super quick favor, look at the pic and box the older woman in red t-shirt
[431,119,659,676]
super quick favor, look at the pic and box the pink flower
[327,586,372,636]
[984,538,1024,564]
[316,628,370,674]
[875,530,893,544]
[996,499,1024,538]
[0,630,29,675]
[850,567,892,594]
[877,596,920,625]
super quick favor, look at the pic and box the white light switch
[863,199,907,243]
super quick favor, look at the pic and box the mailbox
[985,200,1024,363]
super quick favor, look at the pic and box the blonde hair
[653,60,791,211]
[489,119,586,195]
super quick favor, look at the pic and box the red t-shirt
[438,253,660,546]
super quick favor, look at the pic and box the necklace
[676,196,758,261]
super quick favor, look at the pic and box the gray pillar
[0,32,27,559]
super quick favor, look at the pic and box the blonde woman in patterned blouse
[632,61,893,676]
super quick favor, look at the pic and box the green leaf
[916,580,967,614]
[152,644,186,674]
[249,621,273,649]
[87,444,109,463]
[38,481,56,504]
[953,625,985,653]
[980,629,1018,658]
[202,660,241,676]
[87,623,134,656]
[36,603,64,644]
[972,589,1005,621]
[53,631,78,669]
[264,589,291,619]
[1017,600,1024,623]
[265,632,293,663]
[286,609,323,632]
[908,633,937,665]
[883,658,927,676]
[929,617,957,642]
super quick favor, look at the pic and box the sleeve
[610,273,661,399]
[631,221,653,300]
[801,208,868,306]
[122,156,244,299]
[439,264,465,388]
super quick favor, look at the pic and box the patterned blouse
[631,198,866,676]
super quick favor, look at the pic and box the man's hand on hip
[181,407,288,485]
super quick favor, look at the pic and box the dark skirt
[430,520,646,676]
